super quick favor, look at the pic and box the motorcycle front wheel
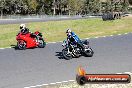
[17,41,26,50]
[62,48,72,60]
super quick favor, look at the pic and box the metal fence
[0,15,84,19]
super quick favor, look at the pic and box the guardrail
[0,15,102,25]
[0,15,83,19]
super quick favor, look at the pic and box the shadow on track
[55,52,65,59]
[10,45,19,50]
[10,45,36,50]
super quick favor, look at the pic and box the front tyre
[84,47,94,57]
[17,41,26,50]
[62,49,72,60]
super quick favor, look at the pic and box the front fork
[68,46,77,57]
[67,48,71,54]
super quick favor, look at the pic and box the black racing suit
[67,32,84,50]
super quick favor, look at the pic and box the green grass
[0,17,132,48]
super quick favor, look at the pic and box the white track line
[116,73,122,74]
[124,72,132,74]
[56,82,62,84]
[0,47,11,49]
[102,36,106,38]
[48,42,57,44]
[61,81,68,83]
[85,38,90,39]
[0,48,5,49]
[95,37,99,38]
[24,80,75,88]
[50,83,56,85]
[41,84,49,86]
[69,80,75,82]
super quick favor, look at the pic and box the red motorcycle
[16,31,46,50]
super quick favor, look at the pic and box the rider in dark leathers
[66,29,84,50]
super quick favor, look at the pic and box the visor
[20,27,23,29]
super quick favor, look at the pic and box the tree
[36,0,52,15]
[129,0,132,5]
[27,0,38,14]
[67,0,86,15]
[0,0,130,15]
[122,0,129,12]
[84,0,100,14]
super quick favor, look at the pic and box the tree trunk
[1,9,3,19]
[53,0,56,15]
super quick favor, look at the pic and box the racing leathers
[18,28,38,42]
[67,32,84,50]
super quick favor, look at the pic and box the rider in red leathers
[18,24,38,42]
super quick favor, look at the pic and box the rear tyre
[84,48,94,57]
[62,49,72,60]
[38,39,46,48]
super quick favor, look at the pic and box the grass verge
[0,17,132,48]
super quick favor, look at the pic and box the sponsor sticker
[76,67,131,85]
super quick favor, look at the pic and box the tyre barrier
[102,12,121,21]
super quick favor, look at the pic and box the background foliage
[0,0,131,15]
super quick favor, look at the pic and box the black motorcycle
[62,40,94,60]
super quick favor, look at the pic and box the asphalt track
[0,33,132,88]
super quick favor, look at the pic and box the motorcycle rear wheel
[38,39,46,48]
[84,48,94,57]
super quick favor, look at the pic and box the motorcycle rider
[19,24,30,34]
[19,24,39,42]
[66,28,84,50]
